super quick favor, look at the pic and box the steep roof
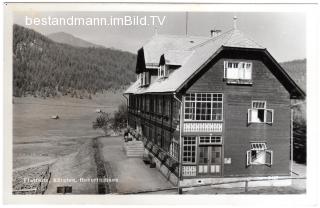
[143,34,210,65]
[163,50,194,66]
[125,29,305,98]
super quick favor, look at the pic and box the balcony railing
[183,122,223,133]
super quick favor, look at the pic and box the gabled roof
[125,29,305,98]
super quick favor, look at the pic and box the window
[146,96,150,112]
[140,71,150,86]
[184,94,195,120]
[183,137,196,163]
[199,136,222,145]
[157,96,163,115]
[246,142,273,166]
[248,101,274,124]
[156,127,161,146]
[142,125,148,138]
[141,96,145,112]
[169,140,179,160]
[150,96,154,113]
[153,96,157,114]
[158,65,169,78]
[136,95,140,112]
[224,61,252,80]
[149,125,154,142]
[163,97,171,118]
[162,131,171,152]
[184,93,223,121]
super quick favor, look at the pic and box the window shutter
[265,150,273,166]
[146,71,150,85]
[224,61,228,78]
[246,150,251,167]
[248,109,253,123]
[244,64,252,80]
[266,109,274,124]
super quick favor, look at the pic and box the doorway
[198,145,222,176]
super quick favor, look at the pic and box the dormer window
[140,71,150,87]
[158,65,169,78]
[224,61,252,84]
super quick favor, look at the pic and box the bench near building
[124,19,305,188]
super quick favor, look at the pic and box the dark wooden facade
[185,52,291,177]
[126,44,304,180]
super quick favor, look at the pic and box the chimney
[210,29,221,37]
[233,16,238,30]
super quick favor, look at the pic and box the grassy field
[13,92,124,169]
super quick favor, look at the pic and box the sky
[13,12,306,62]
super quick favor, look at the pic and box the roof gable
[125,29,305,99]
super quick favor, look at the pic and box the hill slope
[48,32,104,48]
[13,24,136,98]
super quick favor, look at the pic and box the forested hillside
[13,24,136,98]
[48,32,104,48]
[281,59,306,93]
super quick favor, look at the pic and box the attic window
[224,61,252,84]
[158,65,169,78]
[140,72,150,87]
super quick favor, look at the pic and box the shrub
[111,103,128,134]
[93,103,128,136]
[92,112,112,135]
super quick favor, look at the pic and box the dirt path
[98,136,174,194]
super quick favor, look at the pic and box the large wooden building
[124,21,305,187]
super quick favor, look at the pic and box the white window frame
[224,61,252,80]
[182,137,197,164]
[246,142,273,167]
[140,71,150,86]
[158,65,169,78]
[248,100,274,124]
[184,93,223,122]
[199,136,223,145]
